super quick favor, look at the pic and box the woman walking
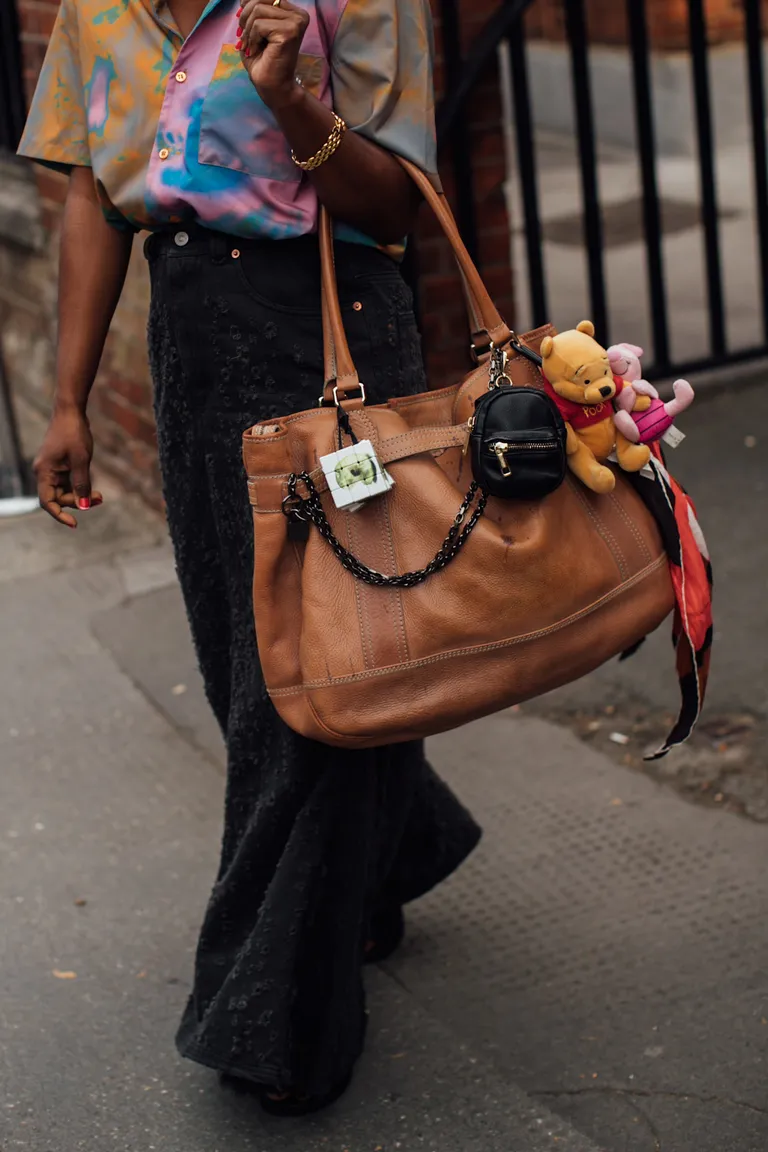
[20,0,481,1114]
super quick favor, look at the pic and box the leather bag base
[244,325,675,748]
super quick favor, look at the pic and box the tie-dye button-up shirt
[18,0,437,242]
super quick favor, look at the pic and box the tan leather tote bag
[242,161,675,749]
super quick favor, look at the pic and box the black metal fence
[0,0,26,152]
[436,0,768,381]
[0,0,32,499]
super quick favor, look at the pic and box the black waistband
[143,224,318,262]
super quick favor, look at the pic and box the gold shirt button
[175,70,187,83]
[158,147,170,160]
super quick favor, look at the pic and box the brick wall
[418,0,515,387]
[1,0,514,505]
[527,0,768,51]
[3,0,162,501]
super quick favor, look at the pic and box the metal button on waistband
[175,70,187,83]
[231,249,241,259]
[174,231,190,247]
[158,147,170,160]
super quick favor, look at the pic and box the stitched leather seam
[352,413,383,669]
[246,429,463,483]
[247,427,467,507]
[388,387,458,411]
[345,509,374,671]
[571,482,629,583]
[358,409,409,665]
[376,427,465,453]
[306,698,372,745]
[608,492,653,564]
[379,464,410,666]
[266,554,667,696]
[247,426,462,474]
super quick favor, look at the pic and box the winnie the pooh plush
[540,321,651,494]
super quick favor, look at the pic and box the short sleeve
[330,0,437,177]
[17,0,90,172]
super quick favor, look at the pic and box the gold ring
[273,0,280,6]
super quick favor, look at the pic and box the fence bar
[745,0,768,344]
[688,0,726,357]
[0,348,28,499]
[507,23,549,327]
[645,343,768,383]
[439,0,479,265]
[437,0,532,143]
[564,0,609,343]
[626,0,670,371]
[0,0,26,151]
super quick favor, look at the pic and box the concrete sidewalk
[1,379,767,1151]
[0,498,599,1152]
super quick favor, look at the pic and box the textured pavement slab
[82,547,768,1152]
[390,715,768,1152]
[0,513,599,1152]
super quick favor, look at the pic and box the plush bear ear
[577,320,595,337]
[540,336,554,358]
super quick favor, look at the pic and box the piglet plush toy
[608,342,694,446]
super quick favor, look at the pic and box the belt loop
[210,232,227,265]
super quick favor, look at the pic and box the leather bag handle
[319,157,512,405]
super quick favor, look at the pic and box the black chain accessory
[282,472,487,588]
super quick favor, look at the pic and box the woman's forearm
[55,166,133,413]
[237,0,421,245]
[270,86,419,246]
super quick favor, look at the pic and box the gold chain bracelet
[291,114,347,172]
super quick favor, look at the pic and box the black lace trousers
[144,228,481,1097]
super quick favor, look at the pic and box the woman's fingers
[57,489,104,510]
[237,0,307,55]
[37,469,77,528]
[37,467,104,528]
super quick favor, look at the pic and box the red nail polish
[236,24,242,34]
[245,47,251,56]
[236,38,242,49]
[78,497,91,510]
[236,5,242,13]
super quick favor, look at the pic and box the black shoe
[364,904,405,964]
[260,1071,353,1117]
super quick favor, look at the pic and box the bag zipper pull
[462,415,476,456]
[489,347,514,390]
[492,441,512,477]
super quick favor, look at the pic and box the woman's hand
[236,0,309,111]
[233,0,419,242]
[34,404,103,528]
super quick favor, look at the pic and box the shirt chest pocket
[198,45,328,182]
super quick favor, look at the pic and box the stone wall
[1,0,514,507]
